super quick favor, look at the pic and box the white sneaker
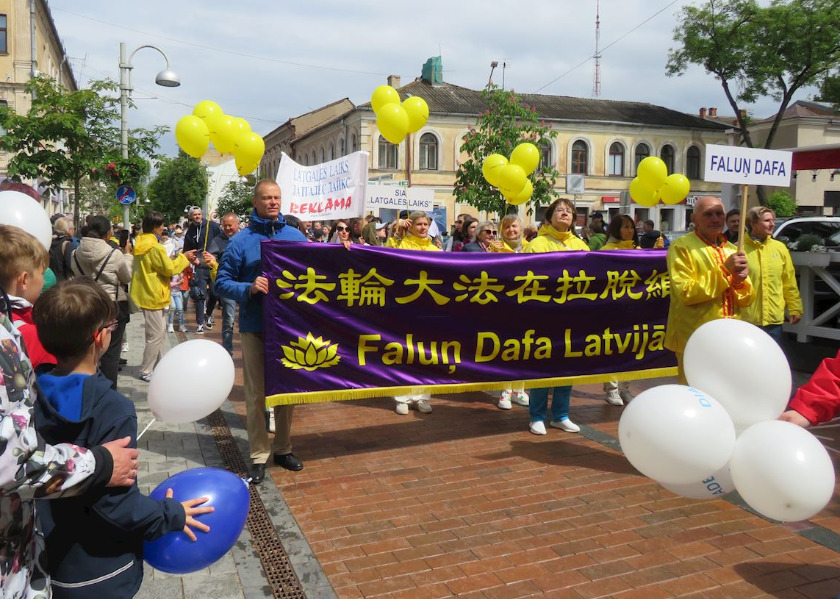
[529,421,547,435]
[167,324,174,333]
[550,418,580,433]
[511,390,529,406]
[121,342,129,353]
[498,397,512,410]
[395,402,409,415]
[414,399,432,414]
[179,325,188,333]
[196,324,204,335]
[605,390,624,406]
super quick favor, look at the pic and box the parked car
[773,216,840,251]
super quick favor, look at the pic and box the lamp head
[155,69,180,87]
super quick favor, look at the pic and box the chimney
[709,107,718,117]
[699,107,707,118]
[387,75,401,89]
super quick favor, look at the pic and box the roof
[362,80,730,131]
[759,100,839,122]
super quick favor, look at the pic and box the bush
[767,190,797,217]
[796,233,822,252]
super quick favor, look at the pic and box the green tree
[815,73,840,111]
[667,0,840,203]
[453,85,559,217]
[0,76,164,226]
[767,190,798,216]
[147,153,208,224]
[216,176,256,220]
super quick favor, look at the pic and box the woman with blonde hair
[389,211,440,414]
[523,198,589,435]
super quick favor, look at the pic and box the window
[686,146,701,179]
[0,15,6,54]
[339,138,346,156]
[319,148,325,163]
[660,144,675,173]
[351,133,358,152]
[634,143,650,173]
[571,140,588,174]
[310,151,316,165]
[418,133,438,170]
[608,142,624,176]
[538,139,553,172]
[329,143,335,161]
[378,137,398,169]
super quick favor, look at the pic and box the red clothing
[11,304,56,369]
[789,349,840,425]
[180,265,193,292]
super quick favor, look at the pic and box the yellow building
[0,0,74,215]
[261,58,729,232]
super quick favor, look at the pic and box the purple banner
[262,243,677,405]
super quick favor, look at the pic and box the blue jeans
[529,386,572,423]
[761,324,783,345]
[168,291,185,328]
[220,297,236,356]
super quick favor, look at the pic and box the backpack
[49,237,74,282]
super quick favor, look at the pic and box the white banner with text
[704,144,792,187]
[277,151,367,220]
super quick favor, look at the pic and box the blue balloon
[144,467,250,574]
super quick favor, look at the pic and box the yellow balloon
[235,157,259,176]
[231,117,251,136]
[175,115,210,159]
[371,85,400,114]
[193,100,223,123]
[660,173,691,205]
[234,132,265,165]
[510,142,540,176]
[402,96,429,133]
[376,103,409,144]
[497,164,527,195]
[637,156,668,192]
[210,115,238,154]
[629,177,660,207]
[506,179,533,205]
[482,154,508,187]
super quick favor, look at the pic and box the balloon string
[137,418,156,440]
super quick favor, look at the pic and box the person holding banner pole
[664,196,754,383]
[523,198,589,435]
[214,180,307,484]
[391,211,441,415]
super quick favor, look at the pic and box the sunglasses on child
[335,225,349,232]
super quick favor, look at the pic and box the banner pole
[738,184,749,252]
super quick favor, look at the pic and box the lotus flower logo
[280,333,341,371]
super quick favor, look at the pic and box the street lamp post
[119,42,180,227]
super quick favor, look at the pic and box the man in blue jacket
[214,181,307,484]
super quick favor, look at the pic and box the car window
[775,220,840,248]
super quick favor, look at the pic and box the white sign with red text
[276,151,367,220]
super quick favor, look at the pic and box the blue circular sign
[116,185,136,205]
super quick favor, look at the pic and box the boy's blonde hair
[33,278,116,359]
[0,224,49,290]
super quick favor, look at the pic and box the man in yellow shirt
[664,196,755,382]
[742,206,802,343]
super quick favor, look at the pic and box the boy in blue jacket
[33,278,214,598]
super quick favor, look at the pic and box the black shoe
[273,453,303,471]
[119,358,127,365]
[249,463,266,484]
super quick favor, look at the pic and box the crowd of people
[2,178,837,597]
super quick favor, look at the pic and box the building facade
[261,59,730,232]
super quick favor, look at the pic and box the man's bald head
[691,196,726,241]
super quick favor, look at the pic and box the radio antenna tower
[592,0,602,97]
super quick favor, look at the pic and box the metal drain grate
[207,410,307,598]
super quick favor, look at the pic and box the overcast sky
[47,0,817,157]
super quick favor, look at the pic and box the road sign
[116,185,136,205]
[566,174,585,194]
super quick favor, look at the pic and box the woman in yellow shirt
[523,198,589,435]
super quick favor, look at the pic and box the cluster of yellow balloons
[175,101,266,176]
[481,142,541,205]
[629,157,691,207]
[371,85,430,145]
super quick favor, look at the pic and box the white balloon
[730,420,835,522]
[148,340,235,424]
[684,319,791,430]
[618,384,736,485]
[661,463,735,500]
[0,190,52,249]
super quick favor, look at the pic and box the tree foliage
[667,0,840,203]
[216,176,256,221]
[767,190,798,217]
[146,153,208,224]
[0,76,165,225]
[453,85,559,217]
